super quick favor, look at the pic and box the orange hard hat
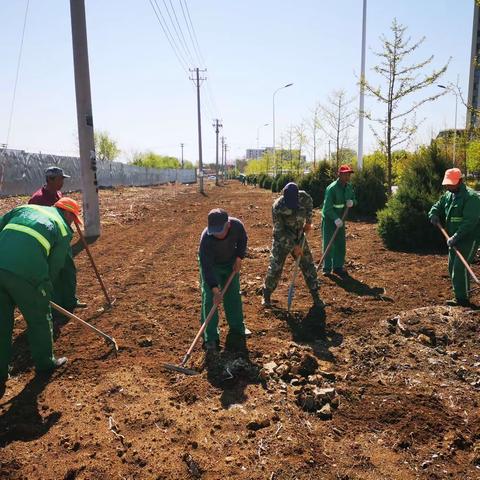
[338,164,354,174]
[442,168,463,186]
[54,197,82,225]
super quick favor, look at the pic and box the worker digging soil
[0,197,83,398]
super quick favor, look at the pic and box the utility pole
[190,67,207,193]
[70,0,100,239]
[213,119,222,186]
[224,143,228,179]
[180,143,184,168]
[357,0,367,171]
[221,136,225,182]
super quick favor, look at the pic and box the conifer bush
[351,164,387,218]
[377,144,450,251]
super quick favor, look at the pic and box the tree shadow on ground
[204,332,263,409]
[0,373,61,448]
[270,305,343,363]
[328,273,393,301]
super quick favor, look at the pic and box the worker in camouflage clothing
[262,182,323,309]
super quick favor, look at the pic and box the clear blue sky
[0,0,474,165]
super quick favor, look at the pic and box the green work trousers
[52,249,77,317]
[448,238,479,301]
[322,220,346,272]
[0,269,55,380]
[200,262,245,343]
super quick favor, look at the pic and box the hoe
[161,270,236,375]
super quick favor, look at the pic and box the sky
[0,0,475,165]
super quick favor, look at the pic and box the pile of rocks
[259,343,339,420]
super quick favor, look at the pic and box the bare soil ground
[0,182,479,480]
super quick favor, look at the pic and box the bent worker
[428,168,480,307]
[0,197,83,398]
[29,166,85,314]
[321,164,356,277]
[29,166,69,206]
[262,182,323,309]
[198,208,248,352]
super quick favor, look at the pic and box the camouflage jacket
[272,190,313,244]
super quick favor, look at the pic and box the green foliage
[274,173,297,193]
[131,152,180,169]
[351,164,387,217]
[262,176,273,189]
[297,161,336,207]
[466,140,480,174]
[377,143,450,251]
[246,174,258,185]
[95,131,120,162]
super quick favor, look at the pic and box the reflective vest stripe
[333,204,345,208]
[24,205,68,236]
[450,216,463,222]
[3,224,51,254]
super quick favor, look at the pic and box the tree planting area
[0,182,479,480]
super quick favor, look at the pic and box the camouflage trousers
[264,237,319,293]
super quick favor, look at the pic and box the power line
[148,0,189,74]
[178,0,203,67]
[166,0,195,65]
[6,0,30,147]
[181,0,206,66]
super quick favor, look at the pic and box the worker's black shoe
[322,270,332,277]
[333,268,349,279]
[311,292,325,310]
[446,298,471,307]
[203,340,220,352]
[53,357,68,368]
[261,288,272,307]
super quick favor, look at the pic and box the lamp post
[256,123,269,159]
[272,83,293,175]
[438,76,459,167]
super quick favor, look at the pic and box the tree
[294,123,308,175]
[320,90,356,170]
[307,104,322,169]
[363,18,449,194]
[94,131,120,162]
[466,140,480,174]
[131,152,181,169]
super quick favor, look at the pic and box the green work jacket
[429,183,480,242]
[322,179,356,223]
[0,205,73,288]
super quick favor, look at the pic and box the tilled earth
[0,182,479,480]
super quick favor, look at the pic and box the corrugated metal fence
[0,150,196,197]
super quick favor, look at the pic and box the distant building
[246,148,266,160]
[246,147,306,163]
[468,1,480,128]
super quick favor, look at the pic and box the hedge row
[245,161,387,216]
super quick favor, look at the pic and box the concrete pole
[70,0,100,239]
[180,143,184,168]
[195,68,204,193]
[357,0,367,171]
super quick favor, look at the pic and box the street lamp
[438,76,459,167]
[256,123,269,159]
[272,83,293,174]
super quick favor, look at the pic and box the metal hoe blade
[160,362,198,375]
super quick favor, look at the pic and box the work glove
[430,215,440,226]
[346,199,354,208]
[447,234,458,248]
[334,218,343,228]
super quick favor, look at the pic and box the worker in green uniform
[429,168,480,307]
[199,208,248,351]
[321,164,356,277]
[0,197,82,398]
